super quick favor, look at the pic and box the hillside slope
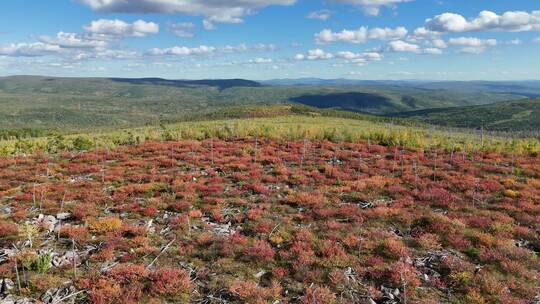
[0,125,539,303]
[392,98,540,131]
[0,76,525,131]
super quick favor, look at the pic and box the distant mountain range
[264,78,540,95]
[0,75,539,132]
[391,98,540,131]
[109,77,261,90]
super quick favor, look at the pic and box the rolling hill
[391,98,540,131]
[0,76,528,132]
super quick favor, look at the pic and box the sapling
[33,253,52,274]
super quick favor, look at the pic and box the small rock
[35,214,57,232]
[56,212,71,220]
[1,278,15,295]
[52,251,79,268]
[254,270,266,279]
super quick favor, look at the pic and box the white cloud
[202,20,217,30]
[148,45,216,56]
[147,43,276,57]
[0,42,62,57]
[39,32,107,49]
[336,51,383,65]
[74,49,139,60]
[167,22,195,38]
[84,19,159,39]
[295,49,334,60]
[388,40,421,53]
[410,27,441,40]
[459,46,487,54]
[331,0,414,16]
[315,26,406,44]
[249,57,273,63]
[448,37,497,47]
[295,49,382,64]
[221,44,247,53]
[507,39,522,45]
[368,27,408,40]
[431,39,447,49]
[78,0,297,24]
[424,47,443,55]
[315,27,368,44]
[307,9,332,21]
[534,37,540,43]
[252,43,278,51]
[169,30,194,38]
[425,10,540,33]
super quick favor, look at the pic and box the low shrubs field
[0,137,539,303]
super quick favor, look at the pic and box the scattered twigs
[147,237,176,269]
[51,289,86,304]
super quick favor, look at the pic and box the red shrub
[0,221,18,242]
[245,240,275,263]
[382,238,409,259]
[72,203,98,220]
[300,285,336,304]
[149,268,192,297]
[59,225,89,243]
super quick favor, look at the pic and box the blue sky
[0,0,539,80]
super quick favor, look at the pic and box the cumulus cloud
[295,49,334,60]
[249,57,273,63]
[84,19,159,39]
[147,43,277,57]
[507,39,522,45]
[39,32,107,49]
[368,27,408,40]
[431,39,448,49]
[220,43,276,53]
[430,37,498,55]
[388,40,421,53]
[459,46,487,54]
[0,42,62,57]
[425,10,540,33]
[448,37,497,47]
[410,27,441,40]
[166,22,195,38]
[534,37,540,43]
[336,51,383,65]
[315,27,368,44]
[74,49,139,61]
[202,20,217,30]
[307,10,332,21]
[78,0,297,24]
[148,45,216,56]
[294,49,383,65]
[331,0,414,16]
[251,43,278,51]
[424,48,443,55]
[315,26,406,44]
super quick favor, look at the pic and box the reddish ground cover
[0,139,539,303]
